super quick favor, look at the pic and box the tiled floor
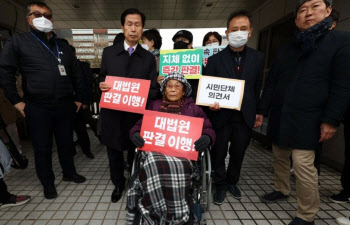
[0,130,349,225]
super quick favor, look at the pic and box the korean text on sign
[201,46,225,67]
[159,49,203,79]
[99,76,150,114]
[139,110,204,161]
[196,75,245,110]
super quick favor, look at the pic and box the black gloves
[194,135,210,153]
[132,132,145,148]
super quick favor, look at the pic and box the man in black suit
[98,8,159,203]
[205,10,264,205]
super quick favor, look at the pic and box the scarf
[159,95,184,114]
[295,17,332,54]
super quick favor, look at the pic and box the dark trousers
[212,119,252,190]
[107,147,126,188]
[84,106,98,137]
[123,137,135,170]
[341,110,350,195]
[105,113,138,188]
[0,178,11,203]
[314,149,321,176]
[25,102,76,188]
[74,108,91,153]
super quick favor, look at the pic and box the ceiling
[21,0,267,29]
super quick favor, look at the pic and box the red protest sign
[99,76,150,114]
[139,110,204,161]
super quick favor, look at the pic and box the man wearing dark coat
[204,10,264,205]
[98,8,159,203]
[327,9,350,206]
[257,0,350,224]
[0,1,86,200]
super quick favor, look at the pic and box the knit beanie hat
[160,71,192,97]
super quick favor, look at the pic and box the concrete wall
[333,1,350,31]
[250,0,350,170]
[248,0,293,48]
[0,0,28,33]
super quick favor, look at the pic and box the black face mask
[174,41,189,49]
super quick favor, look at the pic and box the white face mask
[141,43,149,51]
[33,16,53,33]
[228,31,249,48]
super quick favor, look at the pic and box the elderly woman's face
[165,79,185,102]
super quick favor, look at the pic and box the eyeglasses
[28,11,52,20]
[165,83,183,90]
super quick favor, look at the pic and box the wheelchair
[129,148,212,225]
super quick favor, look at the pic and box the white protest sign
[196,75,245,110]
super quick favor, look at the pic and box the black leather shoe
[213,190,226,205]
[83,151,95,159]
[111,186,125,203]
[63,174,86,183]
[228,184,242,200]
[289,217,314,225]
[44,186,57,199]
[329,190,350,204]
[260,191,289,203]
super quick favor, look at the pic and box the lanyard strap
[30,32,61,64]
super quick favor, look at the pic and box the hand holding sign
[209,102,220,111]
[194,135,210,153]
[132,132,145,147]
[157,76,165,85]
[99,82,111,92]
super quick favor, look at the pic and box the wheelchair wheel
[131,149,141,176]
[200,153,207,212]
[200,148,212,213]
[205,150,212,212]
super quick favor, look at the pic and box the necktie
[128,47,134,56]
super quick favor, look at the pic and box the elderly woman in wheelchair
[127,71,216,225]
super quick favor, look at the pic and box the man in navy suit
[205,10,264,205]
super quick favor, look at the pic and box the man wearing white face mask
[0,1,86,200]
[204,10,265,205]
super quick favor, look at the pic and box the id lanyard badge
[57,56,67,76]
[58,64,67,76]
[31,32,67,76]
[56,45,67,76]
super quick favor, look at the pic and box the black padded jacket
[0,28,84,106]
